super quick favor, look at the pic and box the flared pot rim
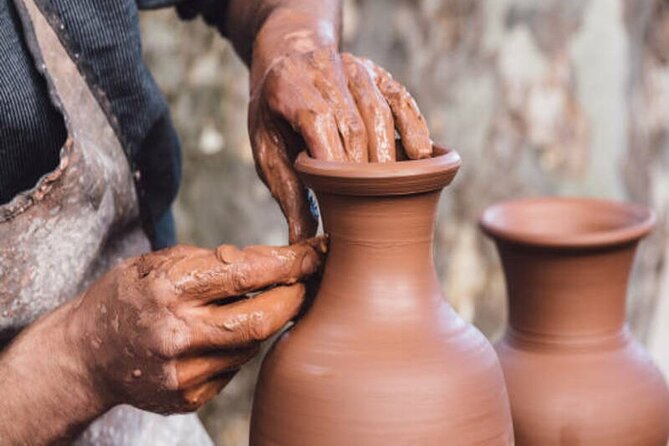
[294,144,461,196]
[479,197,656,249]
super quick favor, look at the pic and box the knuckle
[163,363,181,392]
[310,109,334,128]
[264,72,294,111]
[295,109,311,128]
[348,116,365,138]
[297,105,327,128]
[133,253,160,279]
[145,277,173,303]
[224,311,272,344]
[310,100,331,116]
[247,311,272,341]
[230,268,252,292]
[216,244,245,265]
[265,87,285,114]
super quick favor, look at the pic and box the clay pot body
[481,198,669,445]
[250,148,514,445]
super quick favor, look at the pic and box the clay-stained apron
[0,0,212,444]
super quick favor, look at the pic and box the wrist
[250,8,338,86]
[0,300,110,443]
[61,296,117,409]
[39,300,114,417]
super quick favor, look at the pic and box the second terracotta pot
[250,147,514,445]
[481,197,669,445]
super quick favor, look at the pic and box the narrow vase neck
[315,191,443,312]
[496,241,638,341]
[295,146,461,321]
[319,191,438,250]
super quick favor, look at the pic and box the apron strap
[12,0,155,241]
[12,0,127,169]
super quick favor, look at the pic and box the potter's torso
[0,1,211,444]
[0,0,183,248]
[0,0,146,355]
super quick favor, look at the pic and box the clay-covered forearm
[177,0,342,67]
[228,0,342,66]
[0,302,106,445]
[0,237,324,444]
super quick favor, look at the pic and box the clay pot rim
[294,144,461,196]
[479,197,656,249]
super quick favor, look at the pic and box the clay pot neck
[318,191,439,281]
[310,190,446,322]
[319,191,437,247]
[481,197,655,346]
[295,146,460,317]
[496,241,637,343]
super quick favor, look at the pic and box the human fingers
[189,284,306,350]
[364,58,432,159]
[171,237,326,302]
[178,371,237,412]
[310,49,368,162]
[249,102,318,242]
[342,53,396,162]
[175,345,260,388]
[263,58,347,161]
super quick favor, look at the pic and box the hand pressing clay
[0,237,326,444]
[250,148,514,446]
[242,2,433,243]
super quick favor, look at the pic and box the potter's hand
[247,8,432,242]
[0,237,325,444]
[69,236,326,415]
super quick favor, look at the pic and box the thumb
[249,106,317,243]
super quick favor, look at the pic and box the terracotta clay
[480,197,669,445]
[242,0,434,242]
[0,235,326,443]
[250,147,514,445]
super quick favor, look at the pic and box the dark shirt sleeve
[135,0,181,9]
[136,0,230,37]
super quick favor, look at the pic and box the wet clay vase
[480,197,669,445]
[250,147,514,445]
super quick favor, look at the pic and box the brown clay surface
[481,197,669,445]
[243,1,434,242]
[250,147,514,445]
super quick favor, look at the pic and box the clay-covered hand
[248,9,432,242]
[68,236,326,414]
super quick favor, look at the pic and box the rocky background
[140,1,669,444]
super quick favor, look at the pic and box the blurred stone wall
[140,1,669,444]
